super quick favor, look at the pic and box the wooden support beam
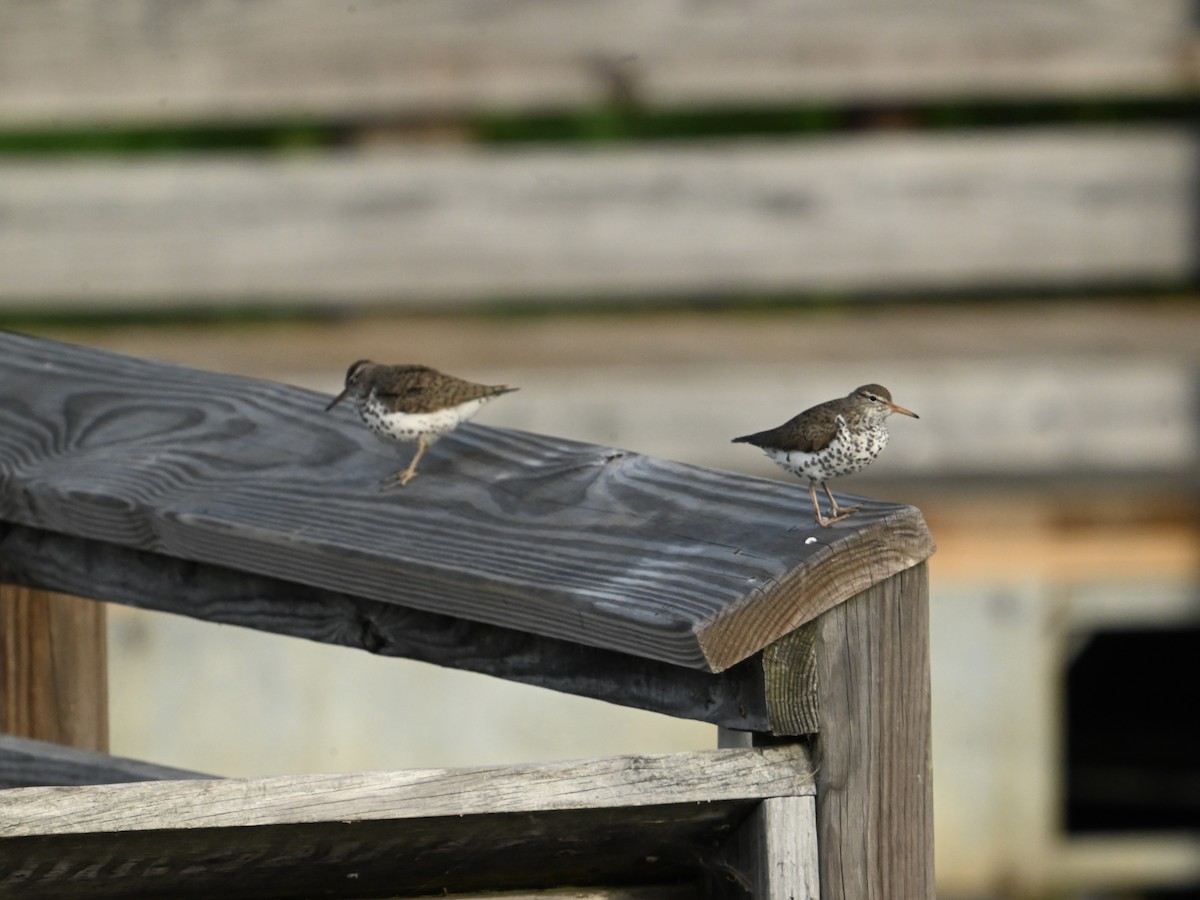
[717,796,821,899]
[810,562,935,899]
[0,585,107,752]
[762,623,820,735]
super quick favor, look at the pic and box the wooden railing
[0,333,936,897]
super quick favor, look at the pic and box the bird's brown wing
[790,409,840,453]
[734,398,840,452]
[377,366,515,414]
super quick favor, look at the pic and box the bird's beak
[888,402,918,419]
[325,389,349,412]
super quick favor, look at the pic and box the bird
[325,360,517,488]
[732,384,918,527]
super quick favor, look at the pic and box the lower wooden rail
[0,745,818,899]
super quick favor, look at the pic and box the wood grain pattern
[0,801,751,899]
[0,333,934,672]
[0,585,107,751]
[0,1,1191,125]
[699,508,934,671]
[0,734,206,788]
[812,563,934,899]
[0,745,813,835]
[0,522,769,730]
[1,749,812,894]
[762,623,820,735]
[0,129,1191,307]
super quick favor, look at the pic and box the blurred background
[2,2,1198,897]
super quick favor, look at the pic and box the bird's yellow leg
[382,438,428,489]
[808,481,853,527]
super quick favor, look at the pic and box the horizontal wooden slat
[0,333,934,673]
[0,0,1194,126]
[0,734,207,788]
[0,746,812,898]
[0,128,1192,307]
[0,745,813,835]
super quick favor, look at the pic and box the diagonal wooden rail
[0,331,936,896]
[0,331,931,678]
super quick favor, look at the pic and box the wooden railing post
[810,561,934,898]
[0,585,108,752]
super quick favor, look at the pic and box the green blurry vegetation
[0,123,328,156]
[0,97,1192,156]
[477,97,1195,143]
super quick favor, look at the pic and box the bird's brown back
[371,365,517,414]
[733,396,846,453]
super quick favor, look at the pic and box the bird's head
[325,359,376,411]
[852,384,918,419]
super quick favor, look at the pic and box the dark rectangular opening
[1066,626,1200,834]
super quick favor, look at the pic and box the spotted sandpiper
[732,384,918,527]
[326,360,517,488]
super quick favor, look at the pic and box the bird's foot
[815,510,854,528]
[379,468,417,490]
[830,503,861,517]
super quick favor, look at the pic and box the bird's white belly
[766,447,828,480]
[361,397,490,444]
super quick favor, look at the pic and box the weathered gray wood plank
[0,128,1191,307]
[0,0,1192,125]
[0,522,770,730]
[0,748,813,896]
[0,734,207,789]
[0,745,812,835]
[0,333,934,673]
[0,747,815,897]
[812,564,935,899]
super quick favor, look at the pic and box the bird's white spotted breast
[765,427,889,481]
[359,396,492,444]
